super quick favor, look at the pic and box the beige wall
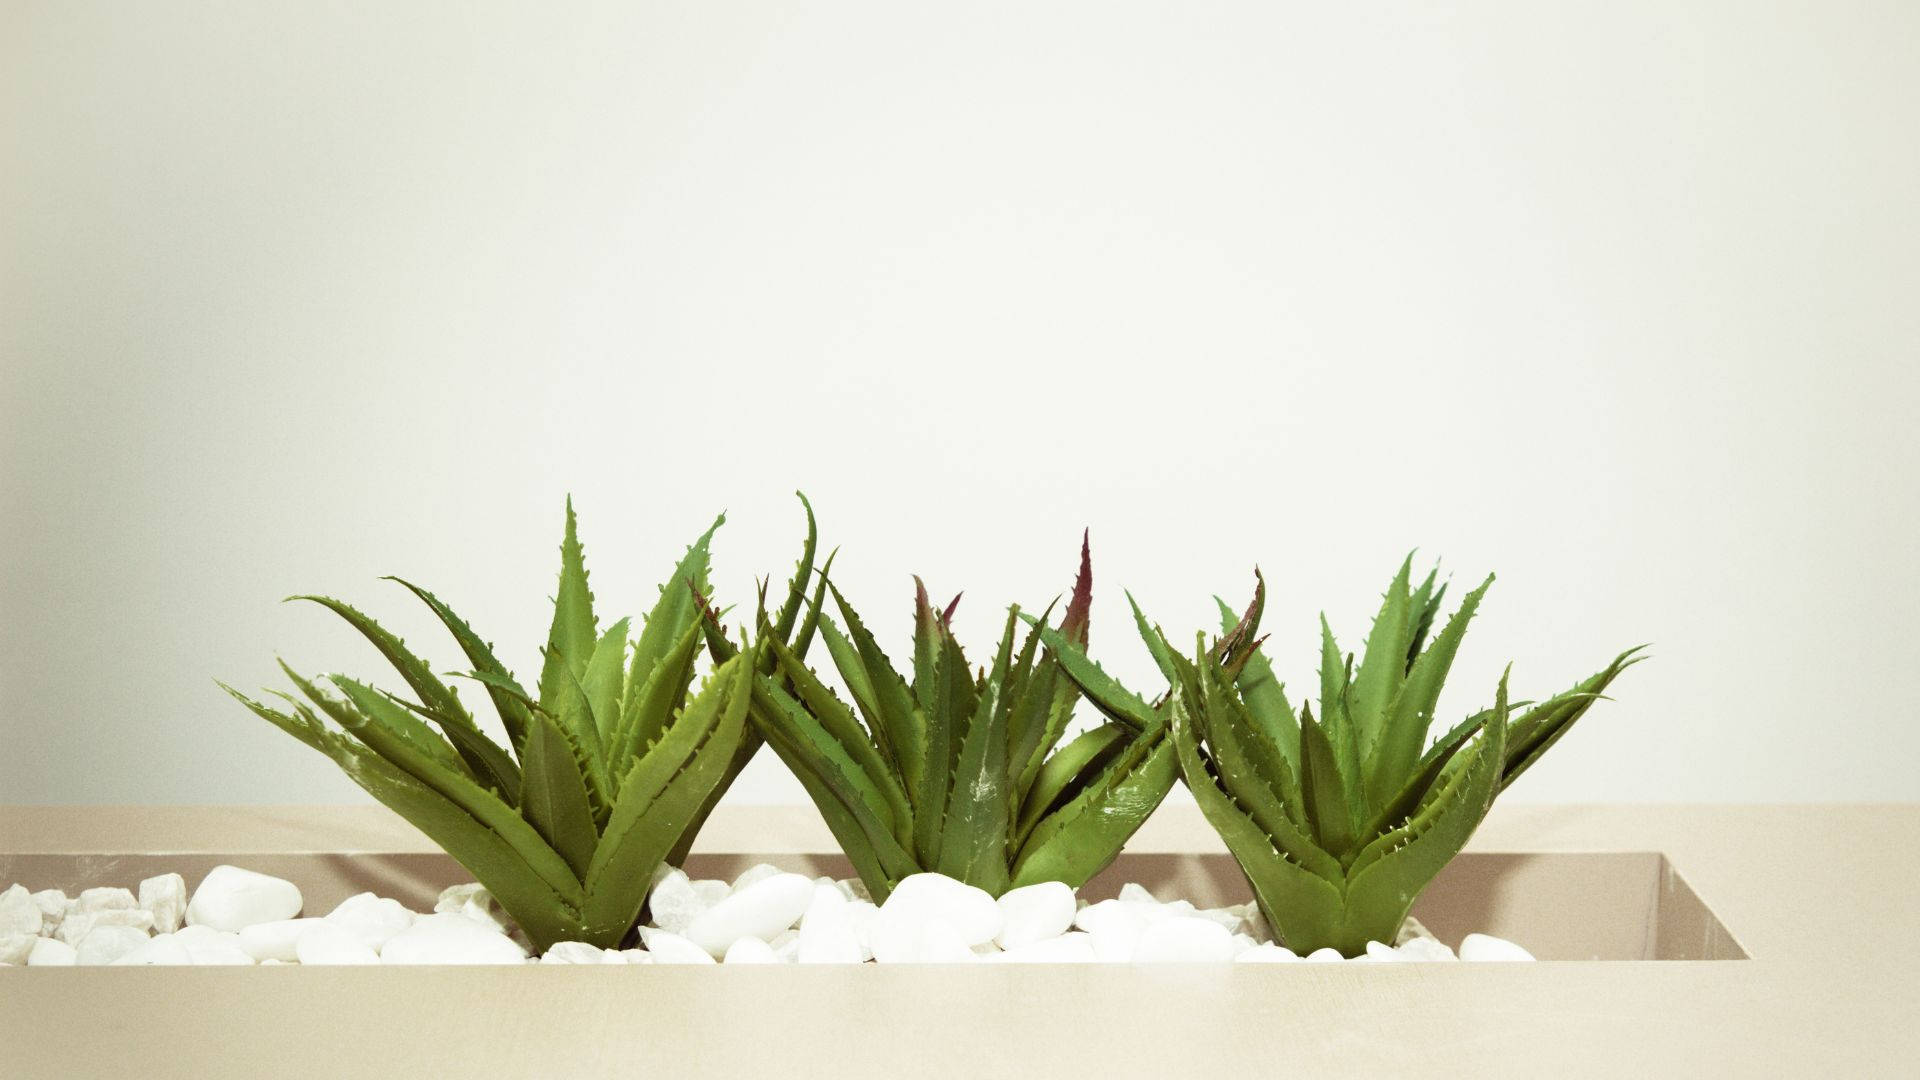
[3,1,1915,805]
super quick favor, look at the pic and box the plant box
[1,803,1909,1077]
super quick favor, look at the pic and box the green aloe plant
[1055,559,1643,956]
[750,537,1177,901]
[220,496,823,950]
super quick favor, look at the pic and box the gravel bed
[0,866,1536,966]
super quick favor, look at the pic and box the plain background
[3,1,1915,806]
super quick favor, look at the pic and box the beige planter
[1,803,1911,1077]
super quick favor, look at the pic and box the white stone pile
[0,865,1536,966]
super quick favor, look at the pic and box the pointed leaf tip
[1061,532,1093,645]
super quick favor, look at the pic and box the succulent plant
[749,537,1177,901]
[221,496,823,950]
[1059,559,1643,956]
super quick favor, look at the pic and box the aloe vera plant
[750,537,1177,900]
[221,497,823,950]
[1057,559,1643,956]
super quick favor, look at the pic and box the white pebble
[876,874,1002,948]
[1396,936,1458,962]
[843,901,878,961]
[994,881,1075,950]
[0,933,33,965]
[74,886,139,915]
[137,874,188,934]
[1234,943,1300,963]
[619,949,653,964]
[540,941,619,965]
[110,933,193,966]
[682,872,814,957]
[380,913,527,965]
[324,892,416,951]
[75,924,151,965]
[433,883,506,934]
[174,925,255,965]
[1116,883,1157,904]
[27,937,77,966]
[1365,940,1402,962]
[1074,899,1150,962]
[637,927,716,964]
[30,890,67,935]
[872,915,978,963]
[0,885,40,936]
[237,918,326,962]
[1132,916,1236,963]
[186,866,302,932]
[646,869,707,935]
[57,907,153,946]
[1304,947,1345,962]
[796,883,861,965]
[723,937,779,964]
[993,932,1098,964]
[1459,933,1535,962]
[295,922,381,965]
[730,863,785,892]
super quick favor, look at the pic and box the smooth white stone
[619,949,653,964]
[26,936,77,966]
[1364,940,1404,962]
[186,866,302,932]
[1193,907,1243,933]
[1132,916,1236,963]
[872,915,978,963]
[57,907,153,946]
[0,933,33,965]
[237,918,326,962]
[646,869,706,935]
[691,879,731,904]
[324,892,416,951]
[1234,944,1301,963]
[1117,883,1158,904]
[296,922,381,965]
[1074,899,1150,962]
[1229,932,1259,952]
[1459,933,1535,962]
[1396,936,1458,962]
[683,872,814,958]
[994,882,1075,950]
[173,925,255,965]
[993,932,1098,964]
[731,863,785,892]
[75,925,151,966]
[844,901,878,962]
[796,883,861,965]
[636,927,716,964]
[1395,916,1437,946]
[137,874,188,934]
[260,959,286,966]
[0,885,39,936]
[30,890,67,936]
[380,913,527,965]
[876,874,1002,948]
[842,878,871,903]
[815,876,856,902]
[433,883,506,934]
[111,933,193,966]
[723,937,779,964]
[540,941,615,965]
[1304,947,1346,962]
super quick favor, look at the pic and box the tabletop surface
[3,802,1914,1078]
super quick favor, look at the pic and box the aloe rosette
[749,537,1177,901]
[1055,559,1643,956]
[221,496,823,949]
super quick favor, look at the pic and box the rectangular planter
[0,803,1909,1079]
